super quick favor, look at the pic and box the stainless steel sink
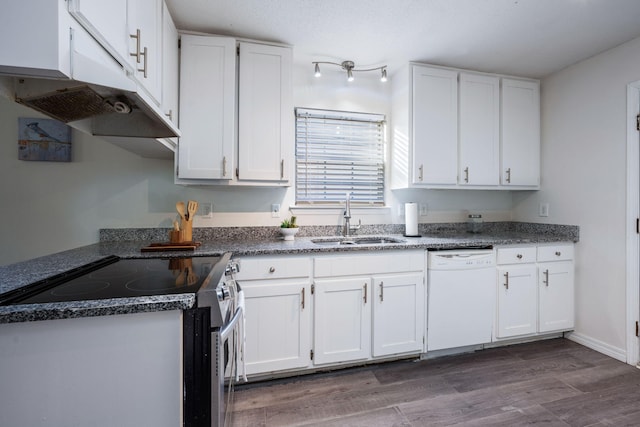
[311,236,406,245]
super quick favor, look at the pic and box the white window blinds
[295,108,385,205]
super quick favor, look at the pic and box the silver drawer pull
[516,254,523,259]
[555,251,561,256]
[504,272,509,289]
[269,267,275,273]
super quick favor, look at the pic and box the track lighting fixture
[312,60,388,82]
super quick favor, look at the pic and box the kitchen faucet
[343,192,361,237]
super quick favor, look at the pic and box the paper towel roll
[405,202,419,236]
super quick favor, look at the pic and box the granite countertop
[0,222,579,324]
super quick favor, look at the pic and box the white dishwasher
[427,249,496,351]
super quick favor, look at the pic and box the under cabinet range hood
[0,4,180,157]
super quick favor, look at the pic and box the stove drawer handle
[220,304,244,341]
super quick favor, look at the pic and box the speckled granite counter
[0,222,578,324]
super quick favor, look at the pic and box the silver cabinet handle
[165,110,173,121]
[379,281,384,302]
[464,167,469,183]
[222,156,227,177]
[506,167,511,183]
[543,269,549,286]
[363,283,367,304]
[504,272,509,289]
[418,164,423,181]
[280,159,284,179]
[301,287,305,310]
[137,47,148,78]
[130,29,142,62]
[269,266,275,273]
[555,251,561,256]
[516,254,523,259]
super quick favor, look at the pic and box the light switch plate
[197,202,213,219]
[271,204,281,218]
[538,203,549,217]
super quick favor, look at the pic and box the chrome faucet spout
[343,192,360,237]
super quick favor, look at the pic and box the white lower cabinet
[243,281,311,375]
[495,243,574,340]
[234,256,312,376]
[313,277,372,365]
[496,264,538,338]
[313,251,425,365]
[372,273,424,357]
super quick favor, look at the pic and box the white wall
[513,36,640,357]
[0,61,513,266]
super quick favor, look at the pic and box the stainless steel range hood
[0,15,180,158]
[12,79,179,141]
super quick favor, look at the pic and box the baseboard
[565,331,627,363]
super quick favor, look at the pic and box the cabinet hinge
[311,284,315,294]
[310,349,314,360]
[636,321,639,337]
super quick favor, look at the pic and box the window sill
[290,205,391,216]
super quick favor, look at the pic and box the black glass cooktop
[0,256,221,305]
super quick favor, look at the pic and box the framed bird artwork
[18,117,71,162]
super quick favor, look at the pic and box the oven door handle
[220,301,244,341]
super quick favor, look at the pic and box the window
[295,108,385,205]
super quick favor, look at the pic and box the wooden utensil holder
[169,230,187,243]
[180,220,193,242]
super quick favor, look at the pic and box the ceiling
[165,0,640,79]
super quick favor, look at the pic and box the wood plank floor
[229,338,640,426]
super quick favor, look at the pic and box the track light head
[311,60,387,82]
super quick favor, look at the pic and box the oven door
[214,289,245,427]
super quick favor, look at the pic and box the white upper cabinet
[237,42,293,183]
[127,0,163,104]
[391,63,540,190]
[68,0,129,67]
[501,78,541,187]
[411,65,459,186]
[161,2,179,127]
[177,35,236,180]
[459,73,500,186]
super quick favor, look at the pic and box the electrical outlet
[538,203,549,217]
[419,203,428,216]
[197,202,213,219]
[271,204,281,218]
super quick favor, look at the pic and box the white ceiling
[165,0,640,79]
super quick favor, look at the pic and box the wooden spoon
[176,201,186,221]
[187,200,198,222]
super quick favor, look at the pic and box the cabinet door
[242,281,311,375]
[127,0,163,103]
[161,2,178,127]
[538,262,574,333]
[238,42,293,182]
[411,65,458,185]
[501,78,540,187]
[314,277,371,365]
[459,73,500,186]
[177,35,236,180]
[496,265,537,338]
[68,0,129,67]
[372,273,424,357]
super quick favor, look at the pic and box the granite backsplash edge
[100,222,579,242]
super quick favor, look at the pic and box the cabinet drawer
[314,251,424,278]
[537,244,574,262]
[234,256,311,280]
[496,246,536,264]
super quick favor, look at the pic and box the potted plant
[280,216,299,241]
